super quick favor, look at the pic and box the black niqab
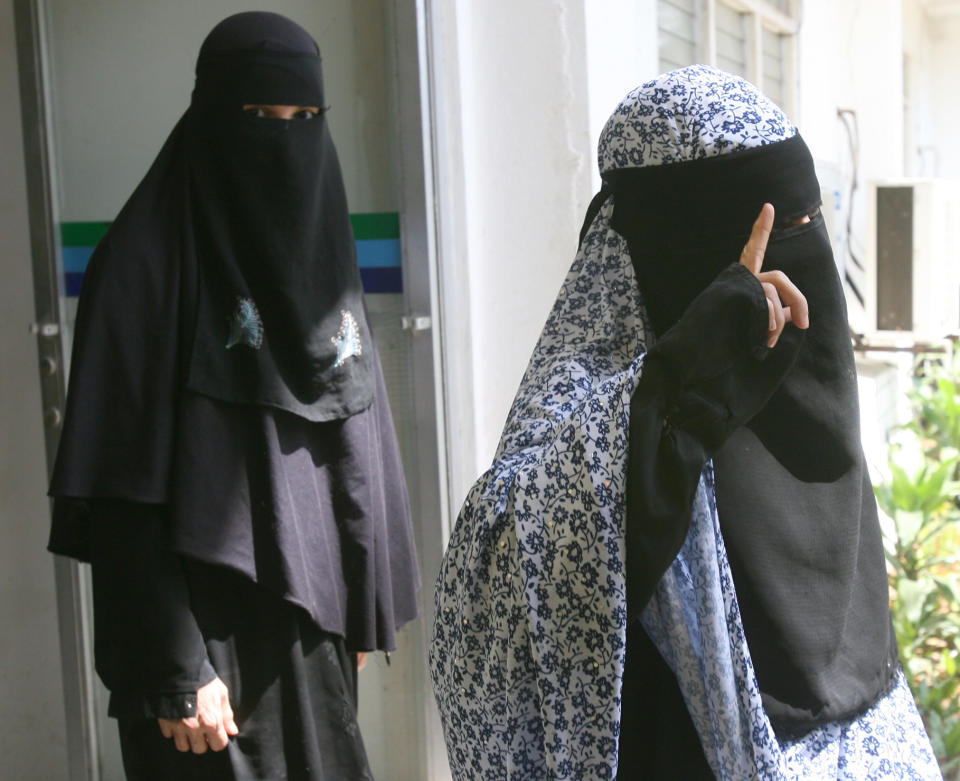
[186,13,374,420]
[610,135,895,735]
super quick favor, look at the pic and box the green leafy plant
[875,348,960,776]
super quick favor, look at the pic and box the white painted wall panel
[446,0,594,478]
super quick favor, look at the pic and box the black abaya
[47,12,419,780]
[113,555,373,781]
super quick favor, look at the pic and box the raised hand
[739,203,810,347]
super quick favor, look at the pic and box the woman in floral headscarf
[430,66,940,780]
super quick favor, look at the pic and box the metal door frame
[384,0,458,777]
[13,0,99,778]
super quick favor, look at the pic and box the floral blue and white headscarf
[429,66,939,780]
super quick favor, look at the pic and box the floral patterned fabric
[429,66,940,780]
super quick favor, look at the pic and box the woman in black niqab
[48,12,418,780]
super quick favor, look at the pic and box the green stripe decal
[59,212,403,296]
[60,213,400,246]
[61,221,111,247]
[350,212,399,240]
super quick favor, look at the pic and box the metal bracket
[401,314,432,332]
[29,320,60,337]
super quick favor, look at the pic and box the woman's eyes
[776,208,822,230]
[242,107,319,120]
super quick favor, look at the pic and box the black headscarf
[51,12,374,503]
[49,12,419,652]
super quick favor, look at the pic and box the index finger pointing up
[739,203,775,276]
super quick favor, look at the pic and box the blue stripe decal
[359,267,403,294]
[60,239,403,297]
[65,272,85,297]
[63,246,94,274]
[356,239,401,269]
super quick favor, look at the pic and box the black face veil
[186,13,374,419]
[609,135,894,736]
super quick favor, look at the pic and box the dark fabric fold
[85,500,211,719]
[713,217,896,737]
[624,263,800,619]
[614,132,896,740]
[169,352,420,652]
[617,622,713,779]
[117,560,373,780]
[49,120,189,504]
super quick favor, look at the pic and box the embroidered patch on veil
[332,309,362,367]
[226,296,263,350]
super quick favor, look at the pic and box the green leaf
[891,463,920,512]
[932,677,959,703]
[929,709,944,730]
[884,549,905,574]
[918,459,957,514]
[895,510,925,549]
[874,482,896,518]
[935,578,959,603]
[945,720,960,757]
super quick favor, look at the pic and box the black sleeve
[77,498,215,720]
[625,263,804,619]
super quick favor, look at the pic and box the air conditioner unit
[873,179,960,337]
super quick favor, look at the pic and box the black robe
[47,12,420,779]
[53,347,416,780]
[613,263,895,777]
[88,501,374,781]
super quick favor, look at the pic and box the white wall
[903,0,936,176]
[0,2,70,778]
[902,0,960,179]
[923,13,960,178]
[584,0,660,191]
[435,0,594,501]
[797,0,905,175]
[796,0,907,332]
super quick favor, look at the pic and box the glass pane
[659,0,698,73]
[715,3,749,77]
[762,27,786,107]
